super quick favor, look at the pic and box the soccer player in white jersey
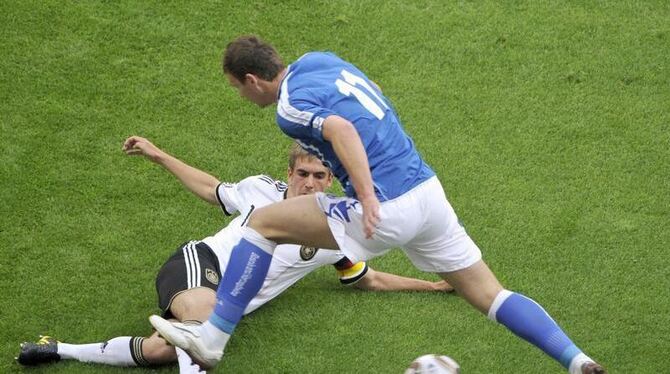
[16,137,451,372]
[150,36,606,374]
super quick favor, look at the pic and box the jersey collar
[276,66,292,102]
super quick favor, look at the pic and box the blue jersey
[276,52,435,201]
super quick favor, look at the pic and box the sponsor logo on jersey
[299,246,318,261]
[206,268,219,285]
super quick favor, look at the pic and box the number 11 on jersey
[335,69,389,120]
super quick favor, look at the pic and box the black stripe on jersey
[215,182,232,216]
[275,181,288,192]
[258,175,288,193]
[241,205,255,227]
[258,175,275,185]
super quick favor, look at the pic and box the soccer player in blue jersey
[151,35,606,374]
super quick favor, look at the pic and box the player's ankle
[568,353,593,374]
[201,320,231,348]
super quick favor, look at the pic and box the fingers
[122,135,148,152]
[364,222,374,239]
[122,136,155,158]
[362,198,381,239]
[439,280,455,293]
[364,211,380,239]
[122,140,143,155]
[364,220,377,238]
[122,136,140,151]
[124,148,145,156]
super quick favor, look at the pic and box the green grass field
[1,1,669,373]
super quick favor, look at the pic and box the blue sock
[491,291,582,369]
[209,238,273,334]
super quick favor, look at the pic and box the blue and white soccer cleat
[149,315,223,370]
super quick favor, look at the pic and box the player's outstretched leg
[151,227,276,369]
[17,335,150,367]
[488,290,606,374]
[443,261,605,373]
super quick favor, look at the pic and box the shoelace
[36,335,59,345]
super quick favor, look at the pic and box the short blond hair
[288,143,317,170]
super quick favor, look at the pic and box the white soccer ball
[404,354,461,374]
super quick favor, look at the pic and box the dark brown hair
[223,35,285,82]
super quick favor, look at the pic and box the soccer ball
[404,354,461,374]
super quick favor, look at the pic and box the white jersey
[199,175,367,314]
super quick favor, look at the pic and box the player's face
[287,157,333,197]
[225,73,273,107]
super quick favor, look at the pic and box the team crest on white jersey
[205,268,219,285]
[299,246,318,261]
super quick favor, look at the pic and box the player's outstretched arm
[322,115,380,238]
[122,136,220,205]
[354,268,454,292]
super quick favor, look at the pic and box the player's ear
[287,166,294,179]
[245,73,258,86]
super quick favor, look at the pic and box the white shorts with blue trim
[315,176,482,273]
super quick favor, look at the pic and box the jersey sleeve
[214,182,241,216]
[333,256,368,285]
[215,175,287,217]
[277,85,337,142]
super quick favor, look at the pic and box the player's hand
[122,136,163,162]
[360,195,380,239]
[433,280,455,293]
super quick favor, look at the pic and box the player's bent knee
[246,197,329,245]
[170,288,217,322]
[439,260,503,314]
[246,208,285,241]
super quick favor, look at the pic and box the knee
[181,295,216,317]
[170,288,216,322]
[247,209,289,243]
[247,209,272,234]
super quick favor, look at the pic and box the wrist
[357,190,377,201]
[151,150,170,164]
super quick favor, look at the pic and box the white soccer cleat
[149,315,223,370]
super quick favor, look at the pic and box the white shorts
[315,176,481,273]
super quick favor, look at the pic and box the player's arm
[354,267,454,292]
[321,115,380,238]
[122,136,220,205]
